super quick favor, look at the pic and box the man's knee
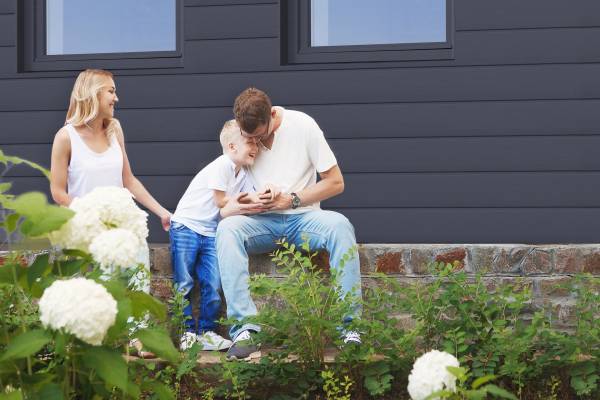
[322,211,355,234]
[216,215,247,239]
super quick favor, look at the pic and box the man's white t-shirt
[249,107,337,214]
[172,155,254,236]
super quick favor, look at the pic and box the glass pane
[311,0,446,47]
[46,0,176,55]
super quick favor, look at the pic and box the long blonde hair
[65,69,122,138]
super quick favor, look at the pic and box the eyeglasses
[240,119,270,140]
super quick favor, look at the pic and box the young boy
[170,120,266,351]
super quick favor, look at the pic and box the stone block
[488,246,528,274]
[149,244,172,276]
[554,246,587,274]
[360,244,406,274]
[521,247,554,275]
[150,277,173,301]
[581,246,600,274]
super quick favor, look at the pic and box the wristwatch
[290,192,301,209]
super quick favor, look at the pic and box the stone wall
[149,243,600,329]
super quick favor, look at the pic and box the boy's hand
[221,192,265,218]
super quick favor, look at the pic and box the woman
[50,68,171,228]
[50,69,170,357]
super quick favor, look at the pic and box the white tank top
[66,124,124,199]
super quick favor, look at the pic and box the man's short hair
[219,119,240,150]
[233,87,272,134]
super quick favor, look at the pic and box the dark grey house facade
[2,0,600,244]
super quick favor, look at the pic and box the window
[284,0,454,64]
[22,0,183,72]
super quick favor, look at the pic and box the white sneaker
[343,330,362,345]
[180,332,197,351]
[197,331,233,351]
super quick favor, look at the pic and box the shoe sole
[226,350,261,361]
[200,342,233,351]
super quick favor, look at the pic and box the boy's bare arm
[213,190,265,218]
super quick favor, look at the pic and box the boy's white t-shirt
[171,155,253,236]
[249,107,337,214]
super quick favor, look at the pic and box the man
[217,87,362,360]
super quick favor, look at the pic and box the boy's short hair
[233,87,272,134]
[219,119,240,150]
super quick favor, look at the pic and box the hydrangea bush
[0,151,178,399]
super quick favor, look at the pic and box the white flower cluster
[39,277,118,346]
[88,228,141,270]
[407,350,460,400]
[49,187,148,271]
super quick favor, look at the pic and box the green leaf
[0,329,52,361]
[472,374,497,389]
[129,290,167,321]
[5,213,20,233]
[0,182,12,194]
[34,383,64,400]
[141,382,175,400]
[0,390,23,400]
[134,328,180,363]
[446,366,467,380]
[0,263,25,285]
[105,298,132,342]
[482,384,518,400]
[56,259,88,277]
[27,253,51,287]
[82,347,140,398]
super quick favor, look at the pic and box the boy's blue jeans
[216,210,362,341]
[169,221,221,334]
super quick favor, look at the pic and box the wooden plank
[8,172,600,209]
[455,27,600,65]
[0,15,16,46]
[6,177,600,243]
[5,135,600,177]
[457,0,600,31]
[183,38,278,73]
[185,4,278,40]
[0,0,16,14]
[2,100,600,144]
[2,63,600,111]
[341,208,600,243]
[0,47,16,74]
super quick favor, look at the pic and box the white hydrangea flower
[407,350,460,400]
[49,186,148,252]
[39,278,118,346]
[89,228,142,272]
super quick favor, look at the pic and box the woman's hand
[160,211,172,231]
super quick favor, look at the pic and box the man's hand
[262,192,293,211]
[258,183,281,202]
[221,192,266,218]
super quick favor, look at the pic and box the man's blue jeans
[216,210,362,340]
[169,222,222,334]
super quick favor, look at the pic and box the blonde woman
[49,69,170,357]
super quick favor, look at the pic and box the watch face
[292,194,301,208]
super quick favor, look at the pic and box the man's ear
[228,142,236,152]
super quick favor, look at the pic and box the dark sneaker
[226,330,260,360]
[343,330,362,345]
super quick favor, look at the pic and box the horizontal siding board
[0,15,15,46]
[7,173,600,209]
[0,47,16,74]
[455,27,600,65]
[341,208,600,243]
[457,0,600,31]
[2,100,600,144]
[2,64,600,111]
[183,38,278,72]
[0,0,15,14]
[185,4,278,40]
[5,135,600,176]
[6,177,600,243]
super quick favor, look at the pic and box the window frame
[21,0,184,72]
[284,0,454,64]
